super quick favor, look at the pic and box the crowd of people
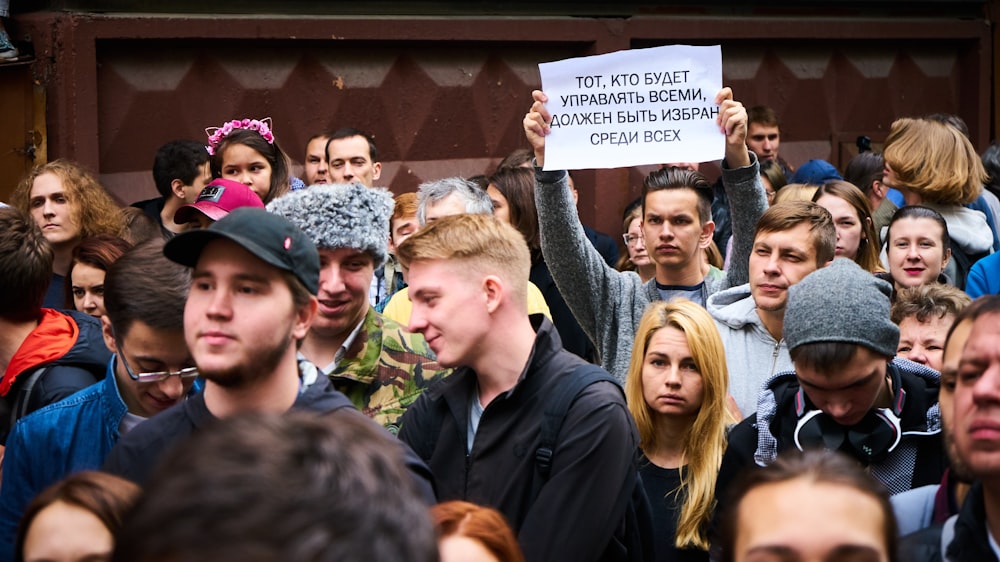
[0,84,998,562]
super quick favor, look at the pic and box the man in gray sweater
[707,201,835,416]
[524,87,766,385]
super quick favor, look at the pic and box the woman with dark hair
[487,167,596,361]
[981,141,1000,202]
[758,159,786,205]
[63,234,132,318]
[882,117,994,287]
[432,501,525,562]
[617,201,656,282]
[844,151,895,240]
[15,471,140,562]
[812,180,883,273]
[880,205,952,294]
[486,168,539,259]
[206,118,291,204]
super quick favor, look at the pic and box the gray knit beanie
[266,182,393,267]
[783,258,899,357]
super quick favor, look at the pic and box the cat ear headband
[205,117,274,155]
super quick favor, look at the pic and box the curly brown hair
[12,159,125,240]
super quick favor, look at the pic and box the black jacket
[104,371,434,501]
[901,481,999,562]
[530,258,597,362]
[399,317,638,562]
[717,358,946,502]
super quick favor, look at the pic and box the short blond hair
[883,117,986,205]
[772,183,817,205]
[396,213,530,307]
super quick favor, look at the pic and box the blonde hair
[883,117,986,205]
[772,183,817,205]
[624,299,735,550]
[13,159,125,239]
[704,240,724,270]
[396,213,530,307]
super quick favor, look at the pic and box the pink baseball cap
[174,179,265,224]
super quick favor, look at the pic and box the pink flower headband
[205,117,274,155]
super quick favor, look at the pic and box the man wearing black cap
[102,208,434,499]
[715,259,946,504]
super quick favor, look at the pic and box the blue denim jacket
[0,357,127,562]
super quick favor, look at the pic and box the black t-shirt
[639,457,709,562]
[102,376,435,503]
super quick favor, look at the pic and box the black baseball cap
[164,207,319,295]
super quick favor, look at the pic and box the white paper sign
[538,44,723,171]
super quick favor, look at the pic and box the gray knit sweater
[534,154,766,384]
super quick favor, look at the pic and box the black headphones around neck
[793,363,906,465]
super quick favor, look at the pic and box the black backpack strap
[948,239,989,290]
[535,363,619,479]
[1,366,49,445]
[533,364,653,562]
[14,366,49,420]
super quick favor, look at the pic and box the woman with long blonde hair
[625,299,736,561]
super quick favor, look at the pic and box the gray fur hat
[784,258,899,357]
[266,182,394,267]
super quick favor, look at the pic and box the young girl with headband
[205,118,291,204]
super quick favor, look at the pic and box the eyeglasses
[622,234,642,247]
[116,342,199,383]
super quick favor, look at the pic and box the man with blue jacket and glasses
[0,239,197,561]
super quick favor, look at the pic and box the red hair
[431,501,525,562]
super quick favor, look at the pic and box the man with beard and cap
[101,208,434,500]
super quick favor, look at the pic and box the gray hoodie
[706,283,793,417]
[535,154,766,384]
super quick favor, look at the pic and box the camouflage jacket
[328,308,450,433]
